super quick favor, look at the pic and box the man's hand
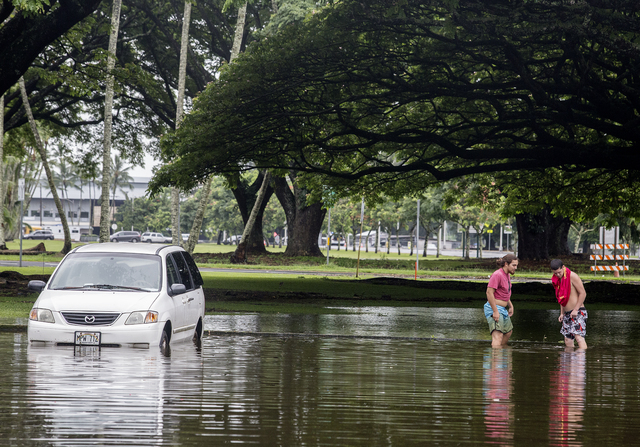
[492,310,500,322]
[571,308,579,318]
[558,313,563,323]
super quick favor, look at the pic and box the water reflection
[3,308,640,446]
[483,348,514,445]
[205,308,640,345]
[549,349,586,446]
[24,340,204,446]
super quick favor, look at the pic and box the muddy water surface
[1,307,640,446]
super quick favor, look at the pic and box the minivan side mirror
[28,280,46,292]
[169,283,186,296]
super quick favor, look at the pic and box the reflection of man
[550,259,588,349]
[549,349,586,446]
[483,348,514,444]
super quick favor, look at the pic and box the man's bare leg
[491,331,503,347]
[492,330,509,348]
[575,335,587,349]
[565,336,587,349]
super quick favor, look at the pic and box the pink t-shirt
[488,268,511,302]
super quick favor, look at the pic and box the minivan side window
[181,252,203,287]
[170,252,194,291]
[166,255,181,289]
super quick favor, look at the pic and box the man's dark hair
[550,259,563,270]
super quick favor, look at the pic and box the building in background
[22,177,150,240]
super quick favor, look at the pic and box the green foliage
[11,0,51,14]
[154,0,640,224]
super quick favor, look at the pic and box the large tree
[153,0,640,221]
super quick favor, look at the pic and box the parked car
[110,231,141,243]
[27,243,205,351]
[141,232,171,243]
[223,235,242,245]
[23,230,54,240]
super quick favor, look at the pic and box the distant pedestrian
[550,259,588,349]
[485,254,518,348]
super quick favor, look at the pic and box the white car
[141,232,171,243]
[27,243,205,351]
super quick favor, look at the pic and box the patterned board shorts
[561,307,588,339]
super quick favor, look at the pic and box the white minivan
[27,243,205,352]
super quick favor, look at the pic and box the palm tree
[109,155,133,220]
[100,0,123,242]
[19,76,72,254]
[51,152,81,226]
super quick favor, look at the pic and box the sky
[129,152,159,179]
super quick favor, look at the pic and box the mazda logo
[84,315,96,324]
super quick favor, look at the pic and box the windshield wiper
[82,284,119,290]
[55,284,151,291]
[112,285,149,291]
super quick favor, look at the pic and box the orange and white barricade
[590,244,629,276]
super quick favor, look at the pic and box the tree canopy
[154,0,640,218]
[0,0,102,97]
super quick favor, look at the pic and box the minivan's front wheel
[159,328,171,356]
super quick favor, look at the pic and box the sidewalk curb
[0,325,26,332]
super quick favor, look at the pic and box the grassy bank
[2,240,640,321]
[4,239,640,279]
[4,270,640,322]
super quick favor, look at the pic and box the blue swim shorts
[484,302,513,334]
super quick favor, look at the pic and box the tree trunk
[19,77,72,254]
[422,226,427,258]
[463,226,471,260]
[230,170,271,263]
[186,175,212,254]
[170,188,181,244]
[100,0,122,243]
[516,208,572,260]
[0,94,5,249]
[273,175,325,257]
[170,1,193,247]
[229,171,272,255]
[230,3,247,61]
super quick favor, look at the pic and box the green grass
[1,241,640,321]
[3,268,640,322]
[0,295,36,320]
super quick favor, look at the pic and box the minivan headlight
[29,308,55,323]
[125,311,158,325]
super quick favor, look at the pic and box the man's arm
[486,287,500,321]
[558,304,564,322]
[571,272,587,315]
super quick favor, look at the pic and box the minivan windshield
[49,252,162,292]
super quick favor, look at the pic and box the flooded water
[2,307,640,446]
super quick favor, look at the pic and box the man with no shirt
[550,259,588,349]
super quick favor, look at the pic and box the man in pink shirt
[485,254,518,347]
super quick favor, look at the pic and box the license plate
[75,331,101,346]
